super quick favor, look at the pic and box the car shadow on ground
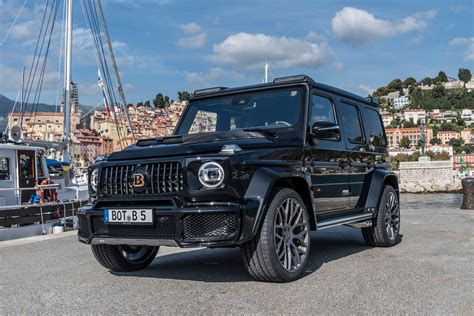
[110,226,386,282]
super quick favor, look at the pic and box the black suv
[78,75,400,282]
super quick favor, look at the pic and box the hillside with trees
[373,68,473,110]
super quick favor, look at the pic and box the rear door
[309,92,350,214]
[337,100,369,209]
[17,150,36,203]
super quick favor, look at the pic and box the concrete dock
[0,193,473,314]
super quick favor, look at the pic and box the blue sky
[0,0,473,106]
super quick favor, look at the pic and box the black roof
[191,74,378,107]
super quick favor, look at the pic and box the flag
[98,69,110,117]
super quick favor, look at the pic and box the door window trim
[339,100,366,145]
[309,91,340,143]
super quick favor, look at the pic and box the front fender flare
[243,167,313,235]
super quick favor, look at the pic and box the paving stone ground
[1,193,473,314]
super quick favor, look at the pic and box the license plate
[104,209,153,224]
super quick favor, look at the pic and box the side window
[0,157,10,181]
[189,110,217,134]
[310,95,336,125]
[361,107,387,147]
[339,102,364,144]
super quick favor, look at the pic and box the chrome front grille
[100,162,184,196]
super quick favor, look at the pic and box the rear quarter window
[361,107,387,147]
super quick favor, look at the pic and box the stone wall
[399,160,461,192]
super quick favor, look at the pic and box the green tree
[400,136,411,149]
[136,102,144,107]
[430,137,442,145]
[421,77,433,86]
[434,71,448,83]
[144,100,151,107]
[178,91,192,101]
[448,138,464,147]
[153,93,170,109]
[432,84,445,98]
[387,78,403,92]
[458,68,472,85]
[403,118,417,128]
[403,77,417,88]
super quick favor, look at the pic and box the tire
[362,185,400,247]
[240,188,311,282]
[91,244,159,272]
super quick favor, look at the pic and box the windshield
[176,87,304,135]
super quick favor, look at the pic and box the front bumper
[77,199,262,248]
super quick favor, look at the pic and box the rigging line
[22,0,55,119]
[89,0,126,148]
[19,0,50,125]
[29,0,59,123]
[54,0,67,114]
[81,0,124,149]
[0,0,28,47]
[4,88,22,134]
[31,0,60,128]
[90,1,118,107]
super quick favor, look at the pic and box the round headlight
[198,161,225,188]
[90,168,99,192]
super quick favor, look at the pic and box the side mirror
[311,121,340,140]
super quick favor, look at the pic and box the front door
[309,93,350,215]
[17,150,36,203]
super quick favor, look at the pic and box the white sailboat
[0,0,131,240]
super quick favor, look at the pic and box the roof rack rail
[193,87,228,96]
[273,74,312,84]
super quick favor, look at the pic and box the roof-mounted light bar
[193,87,228,96]
[273,74,309,84]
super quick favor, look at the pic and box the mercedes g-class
[78,75,400,282]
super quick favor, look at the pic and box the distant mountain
[0,94,92,117]
[0,94,58,118]
[0,94,92,131]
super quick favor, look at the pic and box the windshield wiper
[242,128,278,139]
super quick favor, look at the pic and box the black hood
[106,131,299,161]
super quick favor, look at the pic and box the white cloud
[176,33,207,48]
[176,23,206,48]
[9,21,34,39]
[185,67,244,86]
[359,84,375,95]
[178,22,202,34]
[210,32,333,69]
[334,62,344,71]
[449,37,474,61]
[332,7,437,46]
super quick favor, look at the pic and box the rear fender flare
[364,169,399,223]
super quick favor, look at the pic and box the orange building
[385,127,433,149]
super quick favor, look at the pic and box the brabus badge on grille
[132,173,145,188]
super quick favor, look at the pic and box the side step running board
[317,213,373,230]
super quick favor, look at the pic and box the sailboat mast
[62,0,73,163]
[97,0,135,143]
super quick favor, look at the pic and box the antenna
[264,62,269,83]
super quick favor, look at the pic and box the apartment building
[437,131,461,144]
[385,127,433,149]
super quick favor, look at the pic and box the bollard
[461,178,474,210]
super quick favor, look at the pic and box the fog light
[198,162,224,188]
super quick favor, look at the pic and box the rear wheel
[362,185,400,247]
[240,188,311,282]
[91,244,159,272]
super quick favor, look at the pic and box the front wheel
[362,185,401,247]
[91,244,159,272]
[240,188,311,282]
